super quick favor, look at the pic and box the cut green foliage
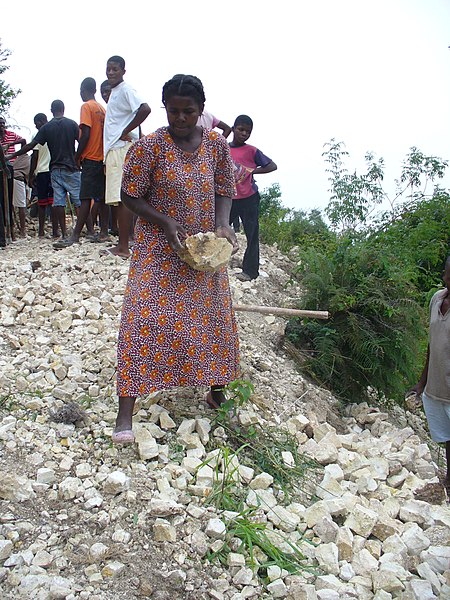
[207,513,309,575]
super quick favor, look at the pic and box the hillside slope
[0,235,448,599]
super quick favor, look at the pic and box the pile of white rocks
[0,238,448,599]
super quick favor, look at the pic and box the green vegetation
[259,141,449,405]
[201,381,316,579]
[0,40,21,115]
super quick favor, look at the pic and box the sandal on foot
[99,247,130,259]
[112,429,135,444]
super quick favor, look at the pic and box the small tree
[0,40,20,116]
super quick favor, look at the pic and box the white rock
[159,411,176,429]
[401,523,431,555]
[101,561,126,577]
[75,463,92,479]
[153,519,177,542]
[89,543,109,562]
[249,472,274,490]
[420,546,450,574]
[316,591,339,600]
[228,552,246,568]
[313,516,339,543]
[0,539,13,560]
[399,499,432,526]
[344,505,378,538]
[103,471,130,495]
[36,468,56,485]
[416,561,442,595]
[149,499,184,516]
[32,549,53,567]
[205,518,226,540]
[58,477,83,500]
[410,579,434,600]
[315,542,339,575]
[177,419,196,436]
[266,579,288,597]
[267,506,300,532]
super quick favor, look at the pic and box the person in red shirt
[0,116,26,240]
[229,115,277,281]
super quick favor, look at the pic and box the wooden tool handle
[233,304,329,319]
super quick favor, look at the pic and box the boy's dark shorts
[36,171,54,207]
[80,159,106,202]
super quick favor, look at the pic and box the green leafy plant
[207,513,310,575]
[286,239,426,404]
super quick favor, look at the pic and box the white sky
[2,0,450,213]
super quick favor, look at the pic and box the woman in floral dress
[112,75,239,444]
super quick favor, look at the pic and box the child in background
[229,114,277,281]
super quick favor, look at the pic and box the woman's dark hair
[162,74,206,107]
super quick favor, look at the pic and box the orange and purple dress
[117,127,240,397]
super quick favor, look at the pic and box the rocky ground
[0,228,449,599]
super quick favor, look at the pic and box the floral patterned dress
[117,127,240,397]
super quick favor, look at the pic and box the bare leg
[91,202,99,229]
[51,207,59,237]
[114,396,136,433]
[106,203,131,257]
[110,205,119,235]
[18,207,26,237]
[55,206,67,238]
[98,201,110,240]
[38,205,46,237]
[64,199,91,243]
[206,385,226,409]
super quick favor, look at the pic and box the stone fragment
[266,578,288,597]
[401,523,430,555]
[153,518,177,542]
[58,477,83,500]
[205,518,226,540]
[249,472,274,490]
[228,552,245,568]
[410,579,434,600]
[159,411,176,429]
[36,468,56,485]
[420,546,450,574]
[32,549,53,567]
[344,505,377,538]
[313,516,339,543]
[103,471,131,495]
[0,539,13,560]
[335,526,354,562]
[371,570,405,594]
[101,561,126,578]
[314,542,339,575]
[89,543,109,562]
[177,232,232,272]
[149,499,184,516]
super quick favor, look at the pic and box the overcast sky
[2,0,450,214]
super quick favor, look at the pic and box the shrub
[285,236,426,404]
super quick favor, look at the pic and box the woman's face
[165,95,202,138]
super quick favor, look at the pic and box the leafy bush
[259,184,333,252]
[286,238,426,404]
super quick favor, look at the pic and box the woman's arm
[215,194,238,254]
[121,190,187,251]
